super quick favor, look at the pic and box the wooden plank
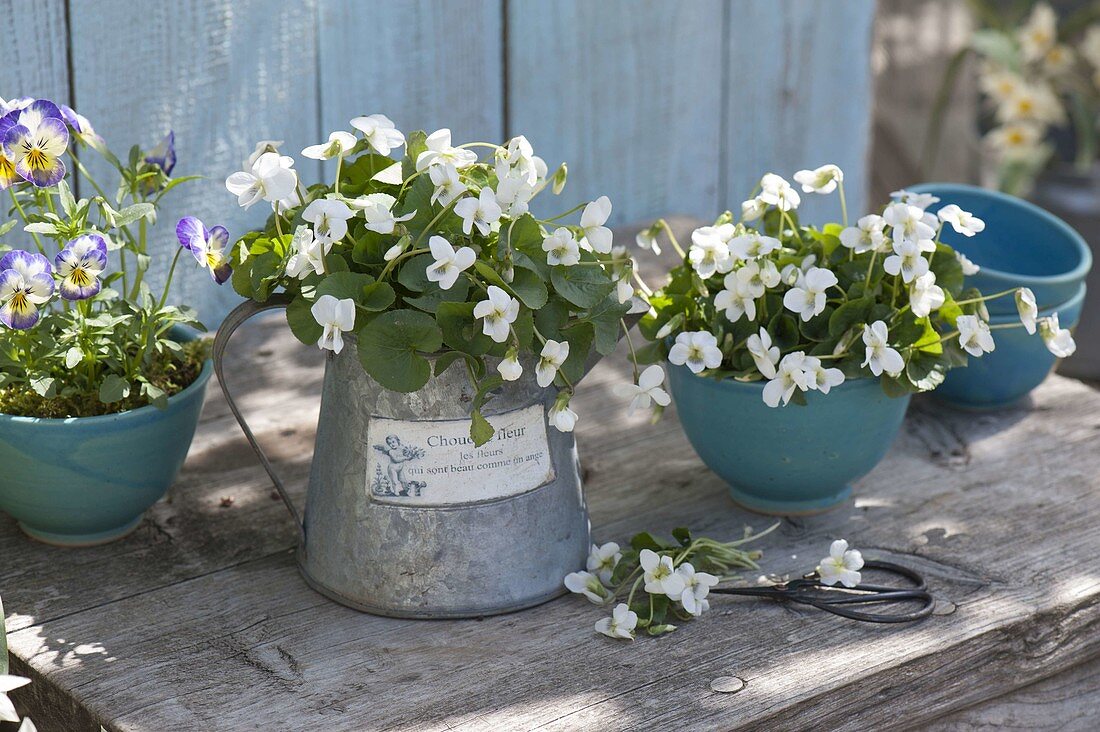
[507,0,724,226]
[0,0,70,104]
[929,655,1100,731]
[7,277,1100,727]
[725,0,876,222]
[67,0,321,327]
[317,0,504,145]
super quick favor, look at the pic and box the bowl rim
[0,337,212,427]
[909,182,1093,285]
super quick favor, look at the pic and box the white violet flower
[536,339,570,387]
[957,314,996,357]
[883,239,930,283]
[1017,287,1038,334]
[425,235,475,290]
[497,350,523,381]
[473,285,520,343]
[579,195,613,253]
[840,214,886,253]
[543,227,581,266]
[714,272,757,323]
[883,202,935,243]
[429,162,466,207]
[956,251,980,275]
[890,189,940,210]
[640,549,686,600]
[747,327,780,379]
[677,562,719,617]
[311,295,356,355]
[668,331,722,374]
[688,226,734,278]
[909,271,946,318]
[762,351,813,407]
[587,542,623,584]
[302,198,355,245]
[564,571,611,605]
[455,186,503,237]
[613,364,671,416]
[352,192,415,235]
[807,355,845,394]
[0,675,31,723]
[728,232,780,260]
[350,113,405,155]
[862,321,904,377]
[793,164,843,194]
[549,398,579,432]
[416,128,478,171]
[783,266,837,321]
[595,603,638,640]
[759,172,801,211]
[1040,313,1076,357]
[225,151,297,209]
[741,197,767,221]
[937,204,986,237]
[817,539,864,588]
[284,225,329,279]
[301,130,357,160]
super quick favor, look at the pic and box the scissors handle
[711,559,935,624]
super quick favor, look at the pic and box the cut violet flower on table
[566,533,876,640]
[630,167,1075,408]
[564,523,779,639]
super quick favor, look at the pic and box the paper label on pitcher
[365,403,555,507]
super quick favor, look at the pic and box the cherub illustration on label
[371,435,427,497]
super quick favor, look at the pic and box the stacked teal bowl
[911,183,1091,409]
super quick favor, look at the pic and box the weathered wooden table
[4,223,1100,731]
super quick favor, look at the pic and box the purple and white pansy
[54,234,108,301]
[144,131,176,176]
[59,104,104,147]
[176,216,232,284]
[0,99,69,188]
[0,250,55,329]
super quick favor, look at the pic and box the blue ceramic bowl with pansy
[0,334,211,546]
[935,282,1085,410]
[668,365,911,515]
[909,183,1091,315]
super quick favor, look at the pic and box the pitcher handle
[212,293,305,545]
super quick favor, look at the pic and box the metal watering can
[214,295,622,618]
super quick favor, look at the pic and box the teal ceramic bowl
[0,339,211,546]
[667,365,911,515]
[910,183,1091,315]
[935,283,1086,410]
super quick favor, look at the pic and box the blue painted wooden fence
[0,0,874,326]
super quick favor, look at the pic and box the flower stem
[837,180,849,228]
[656,218,687,259]
[9,189,45,255]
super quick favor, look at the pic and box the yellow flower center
[68,265,93,287]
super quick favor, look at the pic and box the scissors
[710,560,935,624]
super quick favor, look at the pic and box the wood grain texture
[317,0,504,147]
[0,0,70,104]
[928,656,1100,731]
[67,0,321,326]
[507,0,725,226]
[6,225,1100,731]
[725,0,876,223]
